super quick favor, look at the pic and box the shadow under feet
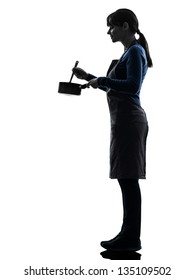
[100,250,141,260]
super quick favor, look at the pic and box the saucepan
[58,61,88,95]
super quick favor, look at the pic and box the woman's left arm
[97,47,145,94]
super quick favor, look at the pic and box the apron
[106,60,149,179]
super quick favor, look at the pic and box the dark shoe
[101,235,141,252]
[101,233,121,248]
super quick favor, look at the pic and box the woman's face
[107,25,124,43]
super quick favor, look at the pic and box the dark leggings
[118,179,141,241]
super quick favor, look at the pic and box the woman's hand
[72,67,88,80]
[87,78,99,89]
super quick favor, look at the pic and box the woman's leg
[101,179,142,251]
[118,178,141,241]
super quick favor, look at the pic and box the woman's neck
[122,35,137,51]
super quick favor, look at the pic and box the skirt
[109,121,149,179]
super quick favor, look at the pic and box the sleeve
[98,47,144,94]
[86,73,96,81]
[86,73,107,92]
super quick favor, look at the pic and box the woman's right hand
[72,67,88,80]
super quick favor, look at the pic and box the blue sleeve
[86,73,96,81]
[98,47,144,94]
[86,74,107,92]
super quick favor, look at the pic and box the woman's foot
[101,235,141,251]
[101,233,121,247]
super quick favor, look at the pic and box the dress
[87,43,149,179]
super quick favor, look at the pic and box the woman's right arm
[72,67,96,81]
[72,67,106,91]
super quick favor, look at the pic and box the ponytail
[137,30,153,67]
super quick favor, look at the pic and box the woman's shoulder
[124,43,146,61]
[127,43,145,55]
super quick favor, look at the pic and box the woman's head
[107,9,139,35]
[107,9,153,67]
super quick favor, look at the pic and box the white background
[0,0,194,279]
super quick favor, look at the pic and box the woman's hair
[107,9,153,67]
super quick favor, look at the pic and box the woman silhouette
[73,8,152,252]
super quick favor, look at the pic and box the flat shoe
[101,236,141,252]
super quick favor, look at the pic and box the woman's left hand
[87,78,99,89]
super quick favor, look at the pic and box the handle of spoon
[69,61,79,83]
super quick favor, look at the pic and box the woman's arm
[72,67,106,91]
[85,73,96,81]
[97,47,145,94]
